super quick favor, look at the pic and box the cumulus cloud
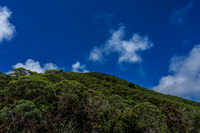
[170,2,193,26]
[43,63,60,71]
[7,59,60,74]
[0,6,15,43]
[89,24,153,64]
[153,45,200,101]
[71,62,89,73]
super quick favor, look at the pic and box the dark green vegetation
[0,68,200,132]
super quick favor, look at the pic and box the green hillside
[0,68,200,132]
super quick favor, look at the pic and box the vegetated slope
[0,68,200,132]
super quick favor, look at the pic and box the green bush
[0,68,200,132]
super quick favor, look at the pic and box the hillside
[0,68,200,132]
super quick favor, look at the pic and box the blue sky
[1,0,200,101]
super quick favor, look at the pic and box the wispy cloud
[153,45,200,101]
[71,62,89,73]
[170,2,193,26]
[93,12,114,27]
[0,6,15,43]
[6,59,60,74]
[89,24,153,64]
[89,47,104,62]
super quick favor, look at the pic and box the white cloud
[0,6,15,43]
[89,24,153,64]
[71,62,89,73]
[89,47,104,62]
[7,59,60,74]
[170,2,193,26]
[43,63,60,71]
[153,45,200,101]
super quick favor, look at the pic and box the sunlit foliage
[0,68,200,132]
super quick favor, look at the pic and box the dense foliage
[0,68,200,132]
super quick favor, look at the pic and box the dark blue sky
[1,0,200,101]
